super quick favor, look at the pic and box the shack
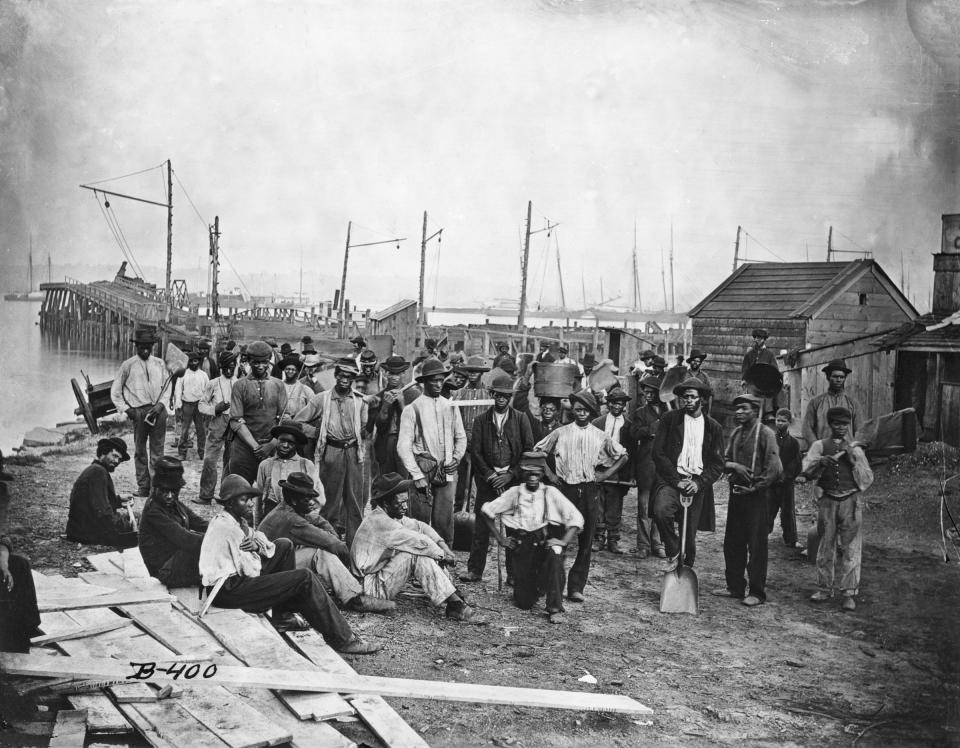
[688,259,918,434]
[367,299,418,355]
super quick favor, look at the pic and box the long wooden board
[2,653,653,715]
[31,618,134,645]
[39,591,175,613]
[49,708,87,748]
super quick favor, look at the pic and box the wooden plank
[39,591,175,613]
[175,689,291,748]
[86,552,125,574]
[31,618,133,645]
[1,653,654,715]
[116,700,229,748]
[285,630,428,748]
[228,685,357,748]
[66,693,131,735]
[49,709,87,748]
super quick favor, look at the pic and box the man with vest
[591,387,634,554]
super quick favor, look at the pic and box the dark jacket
[138,498,208,574]
[591,413,635,482]
[258,501,345,555]
[775,430,802,484]
[470,406,534,483]
[741,346,777,379]
[630,403,664,487]
[66,462,136,547]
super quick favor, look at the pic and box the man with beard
[651,378,725,573]
[278,354,314,421]
[259,472,394,613]
[591,387,634,555]
[199,474,380,652]
[138,456,209,587]
[228,340,286,483]
[175,351,210,461]
[630,376,667,558]
[294,358,369,544]
[110,328,170,496]
[397,359,467,545]
[197,350,238,505]
[66,437,139,548]
[534,391,627,603]
[374,355,419,476]
[254,421,319,520]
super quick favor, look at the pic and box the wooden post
[419,210,428,326]
[518,200,532,330]
[732,225,741,273]
[338,221,352,338]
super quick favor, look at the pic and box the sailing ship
[4,240,46,302]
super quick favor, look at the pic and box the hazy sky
[1,0,957,312]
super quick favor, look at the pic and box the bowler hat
[270,421,307,444]
[382,355,410,373]
[826,407,852,424]
[246,341,273,360]
[280,343,293,355]
[733,394,762,410]
[334,358,360,377]
[686,349,708,363]
[153,455,186,490]
[371,472,415,504]
[462,355,491,373]
[638,374,661,391]
[0,450,12,482]
[751,328,769,339]
[416,358,450,381]
[130,328,156,345]
[489,374,515,395]
[97,436,130,462]
[216,474,260,504]
[673,377,712,397]
[605,387,631,403]
[569,390,600,416]
[519,451,548,473]
[822,358,852,375]
[279,471,320,499]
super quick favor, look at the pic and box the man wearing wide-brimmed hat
[591,387,635,555]
[351,473,477,621]
[174,350,210,462]
[397,358,467,545]
[110,328,170,496]
[293,358,369,545]
[0,451,42,653]
[66,437,139,548]
[199,474,380,653]
[801,358,862,448]
[254,421,319,519]
[629,375,667,558]
[139,456,209,587]
[651,377,725,573]
[459,373,534,584]
[373,355,419,476]
[534,390,627,603]
[259,472,394,614]
[197,350,238,504]
[228,340,287,484]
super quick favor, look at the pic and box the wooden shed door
[940,382,960,449]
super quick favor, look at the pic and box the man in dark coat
[66,437,139,548]
[769,408,803,547]
[591,387,634,554]
[460,374,534,583]
[0,452,41,653]
[651,377,724,571]
[630,375,666,558]
[138,456,209,587]
[741,328,777,381]
[373,356,419,476]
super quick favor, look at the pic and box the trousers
[558,482,598,596]
[510,527,566,613]
[130,405,167,495]
[361,551,456,606]
[318,445,364,546]
[723,492,769,600]
[816,494,862,595]
[768,482,798,546]
[408,476,457,546]
[652,482,705,567]
[228,439,265,485]
[467,477,517,576]
[294,546,363,603]
[199,427,231,501]
[178,401,207,459]
[156,549,202,588]
[0,554,41,653]
[596,482,628,542]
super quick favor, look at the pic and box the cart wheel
[72,377,99,434]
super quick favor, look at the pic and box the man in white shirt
[254,422,319,519]
[199,474,379,653]
[197,351,237,504]
[175,351,210,461]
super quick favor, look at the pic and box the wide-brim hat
[416,358,451,382]
[519,451,548,473]
[279,355,303,371]
[826,406,852,424]
[382,355,410,373]
[372,472,415,503]
[216,474,260,504]
[686,349,707,363]
[270,421,307,444]
[672,377,712,397]
[302,353,323,367]
[153,455,186,489]
[98,436,130,462]
[638,374,661,392]
[822,358,852,375]
[569,390,600,416]
[489,373,515,395]
[130,328,156,345]
[462,355,491,373]
[580,353,597,367]
[279,471,320,498]
[733,394,762,410]
[605,387,631,403]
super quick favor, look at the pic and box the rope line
[85,162,167,186]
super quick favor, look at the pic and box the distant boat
[4,239,47,302]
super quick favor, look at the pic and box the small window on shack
[858,293,868,305]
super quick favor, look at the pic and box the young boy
[769,408,802,548]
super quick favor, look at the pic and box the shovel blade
[659,566,700,615]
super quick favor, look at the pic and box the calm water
[0,299,121,453]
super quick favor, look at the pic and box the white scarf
[677,413,705,476]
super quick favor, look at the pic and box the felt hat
[153,455,186,490]
[557,343,569,353]
[569,390,600,416]
[416,358,450,382]
[462,355,491,373]
[751,328,769,339]
[672,377,712,397]
[359,349,379,365]
[826,407,852,424]
[733,394,762,410]
[216,474,260,504]
[686,349,707,363]
[279,472,320,499]
[97,436,130,462]
[302,353,323,368]
[279,355,303,371]
[334,358,360,377]
[130,328,156,345]
[499,358,517,375]
[301,335,313,345]
[638,374,661,392]
[279,343,293,355]
[651,356,667,368]
[349,335,366,346]
[489,373,515,395]
[640,349,655,360]
[580,352,597,367]
[187,350,203,363]
[371,472,415,503]
[270,421,307,444]
[0,450,13,482]
[822,358,852,375]
[519,451,548,473]
[539,340,550,349]
[218,350,237,367]
[605,387,631,403]
[197,338,211,351]
[382,355,410,373]
[246,340,273,360]
[264,337,278,348]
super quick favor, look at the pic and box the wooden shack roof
[874,312,960,352]
[370,299,417,322]
[687,259,917,320]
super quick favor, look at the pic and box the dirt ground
[2,425,960,747]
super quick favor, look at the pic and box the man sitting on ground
[66,437,139,548]
[139,456,209,587]
[0,451,41,653]
[199,474,380,653]
[351,473,478,622]
[259,472,394,614]
[254,421,319,520]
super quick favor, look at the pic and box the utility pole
[338,221,407,338]
[732,224,742,272]
[165,159,173,324]
[419,210,442,327]
[209,216,220,321]
[826,225,833,261]
[518,201,558,329]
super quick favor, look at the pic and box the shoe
[337,636,382,655]
[659,555,679,573]
[809,590,832,602]
[607,540,624,555]
[548,612,565,624]
[842,596,856,611]
[592,537,605,553]
[710,588,740,598]
[445,601,482,623]
[191,497,213,505]
[458,571,483,583]
[654,546,667,558]
[271,612,310,632]
[633,547,650,558]
[742,595,763,607]
[349,595,397,614]
[567,591,585,603]
[505,574,514,587]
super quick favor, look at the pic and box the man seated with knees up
[259,472,394,614]
[199,474,380,653]
[481,452,583,624]
[351,473,478,622]
[139,456,209,587]
[66,437,139,548]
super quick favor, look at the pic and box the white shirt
[677,414,705,477]
[603,413,625,439]
[200,374,235,417]
[482,484,584,532]
[198,511,275,586]
[111,355,169,411]
[174,368,210,407]
[534,422,627,485]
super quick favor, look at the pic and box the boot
[592,532,606,553]
[607,538,624,554]
[348,595,397,614]
[337,635,382,655]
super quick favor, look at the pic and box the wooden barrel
[533,362,579,398]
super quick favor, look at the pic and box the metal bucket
[533,362,579,398]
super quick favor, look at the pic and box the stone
[22,427,67,448]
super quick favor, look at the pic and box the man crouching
[481,452,583,624]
